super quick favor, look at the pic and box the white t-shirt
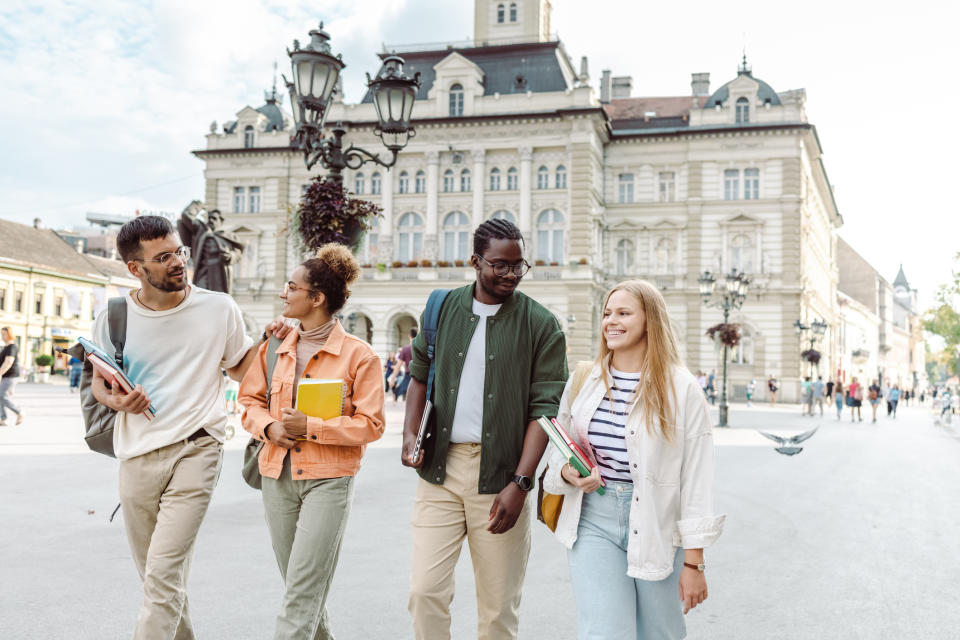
[93,286,253,460]
[450,298,502,443]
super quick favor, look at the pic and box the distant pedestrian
[697,371,708,396]
[768,375,778,407]
[813,376,825,416]
[706,369,716,405]
[746,379,756,407]
[395,328,417,401]
[0,327,24,426]
[834,380,844,420]
[384,352,397,392]
[888,385,901,418]
[849,377,863,422]
[826,379,834,401]
[69,356,83,392]
[801,377,813,416]
[868,380,882,423]
[940,390,952,424]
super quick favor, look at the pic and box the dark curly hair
[473,218,523,257]
[301,244,361,314]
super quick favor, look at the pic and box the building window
[460,169,471,192]
[55,297,63,317]
[506,167,518,190]
[0,287,5,311]
[659,172,676,202]
[442,211,471,262]
[735,97,749,124]
[733,328,754,364]
[615,239,634,276]
[248,186,261,213]
[497,3,505,23]
[443,169,455,193]
[556,165,567,189]
[724,169,740,200]
[415,170,426,193]
[449,83,464,117]
[618,173,634,203]
[537,166,549,189]
[491,210,516,224]
[509,2,517,21]
[536,209,565,263]
[360,217,380,264]
[744,168,759,200]
[728,233,755,273]
[654,237,676,274]
[371,172,382,195]
[398,171,409,194]
[397,212,424,262]
[34,293,43,314]
[489,168,501,191]
[15,291,23,313]
[355,172,365,195]
[233,187,245,213]
[243,125,254,148]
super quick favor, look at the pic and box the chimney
[611,76,632,98]
[33,217,42,229]
[600,69,612,104]
[691,72,710,97]
[577,56,590,87]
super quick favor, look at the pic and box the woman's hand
[280,408,307,438]
[560,463,604,493]
[678,566,708,614]
[265,421,297,449]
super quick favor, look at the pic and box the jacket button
[435,476,441,481]
[312,355,318,360]
[488,354,494,360]
[297,469,303,475]
[305,373,311,378]
[295,447,301,453]
[487,393,493,399]
[635,496,639,502]
[450,388,455,394]
[633,463,637,468]
[441,427,447,432]
[633,529,638,534]
[630,430,635,435]
[458,352,463,357]
[311,435,317,440]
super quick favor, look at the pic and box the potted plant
[419,259,433,268]
[801,349,821,365]
[34,354,53,384]
[705,323,741,349]
[549,261,559,267]
[391,261,405,269]
[535,259,546,266]
[578,257,588,265]
[294,176,382,253]
[437,260,451,268]
[406,260,419,268]
[454,259,465,267]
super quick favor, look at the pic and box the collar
[276,319,346,357]
[456,282,521,317]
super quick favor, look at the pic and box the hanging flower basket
[705,323,741,348]
[294,176,382,253]
[801,349,821,364]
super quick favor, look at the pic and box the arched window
[506,167,518,190]
[497,3,505,23]
[536,166,549,190]
[556,165,567,189]
[449,83,464,117]
[536,209,565,263]
[371,172,382,195]
[460,168,471,192]
[442,211,471,262]
[654,236,676,274]
[443,169,455,192]
[509,2,518,22]
[728,233,754,273]
[615,239,635,276]
[243,125,254,148]
[360,216,380,263]
[398,171,409,194]
[491,210,516,224]
[736,97,749,124]
[397,212,424,262]
[415,170,425,193]
[354,172,365,195]
[489,168,501,191]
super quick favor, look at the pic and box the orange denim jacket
[239,321,385,479]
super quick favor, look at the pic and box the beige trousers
[118,434,223,640]
[408,443,531,640]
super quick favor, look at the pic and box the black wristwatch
[511,474,533,491]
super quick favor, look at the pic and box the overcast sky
[1,0,957,309]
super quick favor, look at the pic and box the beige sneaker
[0,420,7,426]
[16,411,24,425]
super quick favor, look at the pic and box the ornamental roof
[604,96,708,130]
[893,264,910,288]
[705,63,782,108]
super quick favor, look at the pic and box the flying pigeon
[757,426,819,456]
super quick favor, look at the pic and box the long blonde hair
[596,280,682,441]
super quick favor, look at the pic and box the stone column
[519,146,533,238]
[380,166,394,263]
[472,148,485,223]
[425,150,440,260]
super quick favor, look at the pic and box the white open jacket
[542,361,725,580]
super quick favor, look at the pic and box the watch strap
[683,562,705,572]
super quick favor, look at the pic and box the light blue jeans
[568,481,686,640]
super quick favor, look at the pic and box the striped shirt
[588,367,640,483]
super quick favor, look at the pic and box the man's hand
[265,421,297,449]
[108,382,151,415]
[561,463,604,493]
[400,432,425,469]
[280,408,307,439]
[264,316,296,341]
[487,482,525,534]
[679,567,708,614]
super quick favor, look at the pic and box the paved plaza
[2,381,959,639]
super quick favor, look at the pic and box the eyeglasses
[133,246,190,267]
[474,255,531,278]
[283,281,319,295]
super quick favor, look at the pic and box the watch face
[514,475,532,491]
[698,563,706,571]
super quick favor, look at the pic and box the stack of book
[78,337,157,421]
[537,416,606,495]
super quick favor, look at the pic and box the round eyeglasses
[475,255,531,278]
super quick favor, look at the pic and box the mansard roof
[604,96,707,131]
[255,94,286,132]
[706,68,782,108]
[361,40,570,103]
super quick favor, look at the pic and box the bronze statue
[178,203,245,294]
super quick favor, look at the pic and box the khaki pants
[262,454,355,640]
[118,434,223,640]
[409,443,531,640]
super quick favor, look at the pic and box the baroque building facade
[194,0,884,403]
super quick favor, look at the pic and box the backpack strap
[264,335,283,409]
[422,288,452,400]
[568,361,593,405]
[106,297,127,369]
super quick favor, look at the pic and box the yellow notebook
[295,379,346,419]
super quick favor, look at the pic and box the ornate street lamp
[700,268,750,427]
[795,317,828,375]
[285,23,421,175]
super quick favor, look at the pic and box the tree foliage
[924,251,960,376]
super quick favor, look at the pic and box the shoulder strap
[422,288,452,400]
[569,361,593,405]
[107,297,127,369]
[264,335,283,404]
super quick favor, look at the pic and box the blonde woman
[543,280,724,640]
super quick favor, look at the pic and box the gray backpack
[241,335,283,489]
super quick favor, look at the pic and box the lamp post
[698,269,750,427]
[794,317,827,374]
[285,23,421,176]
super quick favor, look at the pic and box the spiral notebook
[295,379,346,420]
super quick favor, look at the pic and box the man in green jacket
[401,219,568,639]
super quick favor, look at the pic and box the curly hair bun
[315,243,361,286]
